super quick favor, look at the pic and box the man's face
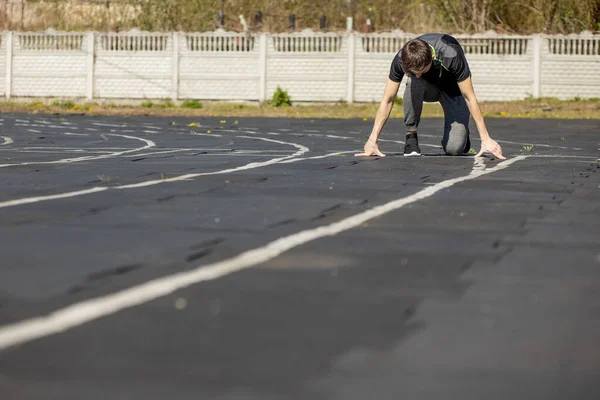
[410,62,433,79]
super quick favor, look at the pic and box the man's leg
[403,77,440,133]
[439,91,471,156]
[403,78,439,156]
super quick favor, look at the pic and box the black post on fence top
[218,10,224,27]
[288,14,296,30]
[254,10,262,26]
[320,15,326,30]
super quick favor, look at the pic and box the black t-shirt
[389,33,471,96]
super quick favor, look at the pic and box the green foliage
[394,96,403,106]
[97,175,112,184]
[181,100,203,109]
[141,101,154,108]
[51,100,75,109]
[267,86,292,107]
[8,0,600,34]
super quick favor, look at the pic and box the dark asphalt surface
[0,114,598,399]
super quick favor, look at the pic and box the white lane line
[528,155,597,159]
[21,147,131,150]
[280,151,357,163]
[0,134,155,168]
[115,136,308,189]
[27,129,42,133]
[0,136,13,146]
[0,155,528,351]
[0,136,308,209]
[0,187,108,209]
[191,133,223,138]
[471,156,486,174]
[122,148,245,157]
[19,150,114,154]
[63,133,90,137]
[49,125,78,130]
[92,122,127,128]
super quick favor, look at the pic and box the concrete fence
[1,30,599,102]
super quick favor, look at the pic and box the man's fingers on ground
[475,148,485,157]
[355,152,370,157]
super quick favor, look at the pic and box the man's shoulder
[416,33,462,48]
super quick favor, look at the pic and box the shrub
[181,99,203,109]
[141,101,154,108]
[52,100,75,109]
[268,86,292,107]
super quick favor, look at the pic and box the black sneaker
[404,133,421,157]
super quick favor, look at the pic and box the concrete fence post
[86,31,95,100]
[346,33,355,103]
[5,32,12,99]
[172,32,180,101]
[532,34,542,98]
[259,33,268,103]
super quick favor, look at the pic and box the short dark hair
[400,39,433,75]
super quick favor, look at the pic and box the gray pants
[403,77,470,156]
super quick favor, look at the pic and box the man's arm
[356,78,401,157]
[457,77,505,159]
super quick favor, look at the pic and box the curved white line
[115,136,308,189]
[0,136,308,208]
[0,136,13,146]
[0,156,528,351]
[280,151,357,163]
[0,188,108,209]
[0,134,155,168]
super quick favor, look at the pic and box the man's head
[401,39,433,78]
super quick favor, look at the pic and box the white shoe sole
[404,152,421,157]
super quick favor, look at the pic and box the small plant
[189,130,196,134]
[181,99,203,109]
[560,137,565,141]
[160,173,166,180]
[141,101,153,108]
[394,96,403,105]
[52,100,75,109]
[467,148,477,155]
[97,175,112,184]
[267,86,292,107]
[523,145,534,152]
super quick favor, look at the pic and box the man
[356,33,505,159]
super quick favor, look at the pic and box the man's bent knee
[443,124,469,156]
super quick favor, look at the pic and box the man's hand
[356,140,386,157]
[476,138,506,159]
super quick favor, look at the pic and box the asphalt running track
[0,114,598,399]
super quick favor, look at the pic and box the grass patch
[97,175,112,184]
[181,99,203,109]
[0,97,598,119]
[51,100,75,109]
